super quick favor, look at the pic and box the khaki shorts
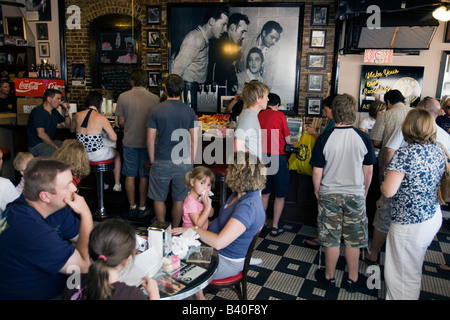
[317,193,368,248]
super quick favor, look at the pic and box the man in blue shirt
[0,158,93,299]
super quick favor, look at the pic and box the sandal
[270,227,284,237]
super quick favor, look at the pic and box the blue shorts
[122,146,149,178]
[148,160,193,202]
[262,154,289,198]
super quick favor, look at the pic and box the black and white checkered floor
[205,219,450,300]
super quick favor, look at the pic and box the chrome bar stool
[89,158,114,219]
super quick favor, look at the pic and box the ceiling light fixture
[433,6,450,22]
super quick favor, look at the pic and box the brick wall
[64,0,335,119]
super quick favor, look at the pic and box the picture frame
[306,97,323,117]
[147,30,161,48]
[147,6,162,24]
[311,5,329,26]
[310,30,326,48]
[220,96,235,113]
[38,42,50,57]
[16,39,28,46]
[307,73,324,93]
[307,53,326,69]
[36,23,49,40]
[5,17,26,39]
[167,3,304,115]
[148,71,160,87]
[146,52,162,66]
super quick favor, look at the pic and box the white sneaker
[113,184,122,192]
[103,183,109,190]
[250,257,262,266]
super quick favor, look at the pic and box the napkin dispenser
[148,221,172,258]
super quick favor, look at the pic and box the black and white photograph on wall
[146,52,162,66]
[26,0,52,21]
[148,71,160,87]
[147,30,161,47]
[167,3,304,114]
[306,97,323,117]
[307,73,324,93]
[307,53,326,69]
[310,30,326,48]
[147,6,161,24]
[38,42,50,57]
[36,23,48,40]
[311,5,329,26]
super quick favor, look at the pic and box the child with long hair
[13,152,34,193]
[53,139,90,189]
[64,219,160,300]
[182,166,215,230]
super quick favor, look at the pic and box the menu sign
[359,65,423,112]
[14,78,66,97]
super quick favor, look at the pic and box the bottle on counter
[55,65,60,78]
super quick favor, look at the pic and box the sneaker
[128,206,137,218]
[342,273,367,292]
[249,257,262,266]
[113,184,122,192]
[137,207,151,219]
[315,268,336,288]
[103,183,109,190]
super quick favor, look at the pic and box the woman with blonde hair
[54,139,90,188]
[381,108,445,300]
[173,151,266,299]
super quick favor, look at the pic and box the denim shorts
[148,160,192,202]
[122,146,149,178]
[317,193,368,248]
[261,154,289,198]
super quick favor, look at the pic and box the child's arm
[189,192,212,228]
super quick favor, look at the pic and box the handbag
[437,142,450,205]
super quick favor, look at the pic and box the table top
[157,246,218,300]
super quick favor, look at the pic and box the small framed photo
[36,23,49,40]
[38,42,50,57]
[147,30,161,48]
[148,71,160,87]
[16,39,28,46]
[146,52,162,66]
[147,6,162,24]
[307,53,327,69]
[311,5,329,26]
[307,73,324,93]
[310,30,326,48]
[306,98,323,117]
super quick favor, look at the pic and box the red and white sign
[14,78,66,97]
[364,49,394,64]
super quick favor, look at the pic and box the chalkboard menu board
[99,64,132,101]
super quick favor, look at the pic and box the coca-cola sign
[14,78,66,97]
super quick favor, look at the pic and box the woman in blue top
[173,151,266,299]
[381,108,445,300]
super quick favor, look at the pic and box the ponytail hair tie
[98,255,107,262]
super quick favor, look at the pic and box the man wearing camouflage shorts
[310,94,376,292]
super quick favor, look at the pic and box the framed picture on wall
[307,73,324,93]
[147,30,161,47]
[148,71,160,87]
[5,17,26,39]
[167,3,304,115]
[147,6,161,24]
[306,97,323,117]
[146,52,162,66]
[310,30,326,48]
[307,53,326,69]
[38,42,50,57]
[311,5,329,26]
[36,23,49,40]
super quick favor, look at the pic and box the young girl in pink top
[182,166,215,230]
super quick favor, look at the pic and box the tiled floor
[205,219,450,300]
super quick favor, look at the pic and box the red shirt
[258,109,290,155]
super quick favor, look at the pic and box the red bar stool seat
[209,164,228,208]
[0,148,11,161]
[89,158,115,219]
